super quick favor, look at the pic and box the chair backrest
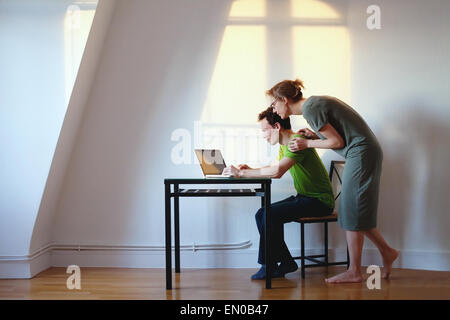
[329,160,345,207]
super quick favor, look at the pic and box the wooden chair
[292,160,350,279]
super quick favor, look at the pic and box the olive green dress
[302,96,383,231]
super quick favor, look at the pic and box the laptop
[194,149,232,178]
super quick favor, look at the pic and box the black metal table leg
[174,184,180,273]
[264,182,272,289]
[165,183,172,289]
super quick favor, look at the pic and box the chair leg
[324,222,329,266]
[301,223,305,279]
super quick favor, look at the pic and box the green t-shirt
[279,134,335,210]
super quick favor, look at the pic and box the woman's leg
[325,230,364,283]
[364,228,399,279]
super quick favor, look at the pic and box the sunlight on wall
[64,4,96,104]
[201,26,267,125]
[291,0,340,19]
[229,0,266,17]
[198,0,349,163]
[199,25,269,165]
[292,26,350,103]
[291,25,350,157]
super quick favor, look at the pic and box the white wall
[0,0,115,278]
[347,0,450,266]
[0,0,72,259]
[29,0,115,256]
[50,0,450,270]
[52,0,248,249]
[2,0,450,278]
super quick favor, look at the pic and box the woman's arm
[223,157,296,178]
[298,128,319,140]
[288,123,345,152]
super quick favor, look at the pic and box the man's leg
[325,230,364,283]
[254,195,327,278]
[255,207,287,265]
[255,196,296,265]
[251,207,275,280]
[252,196,295,280]
[273,196,332,275]
[255,207,266,265]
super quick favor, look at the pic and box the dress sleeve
[304,102,328,131]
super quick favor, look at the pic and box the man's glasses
[270,98,277,108]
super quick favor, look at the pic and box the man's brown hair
[258,106,291,130]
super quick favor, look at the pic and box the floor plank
[0,266,449,300]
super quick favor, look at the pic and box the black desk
[164,178,273,289]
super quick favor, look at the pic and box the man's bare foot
[325,270,363,284]
[382,248,399,279]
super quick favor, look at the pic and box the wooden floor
[1,266,449,300]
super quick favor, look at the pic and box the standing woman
[267,79,399,283]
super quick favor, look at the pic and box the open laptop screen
[194,149,227,175]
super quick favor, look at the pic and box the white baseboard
[0,260,33,279]
[0,243,53,279]
[1,243,449,279]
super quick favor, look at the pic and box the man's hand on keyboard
[222,165,241,178]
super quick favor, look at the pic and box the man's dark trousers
[255,194,333,265]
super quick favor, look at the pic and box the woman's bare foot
[382,248,399,279]
[325,270,363,284]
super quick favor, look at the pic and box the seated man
[223,107,335,280]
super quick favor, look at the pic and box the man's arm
[223,157,296,178]
[237,164,272,170]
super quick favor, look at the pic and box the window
[198,0,350,165]
[64,1,97,104]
